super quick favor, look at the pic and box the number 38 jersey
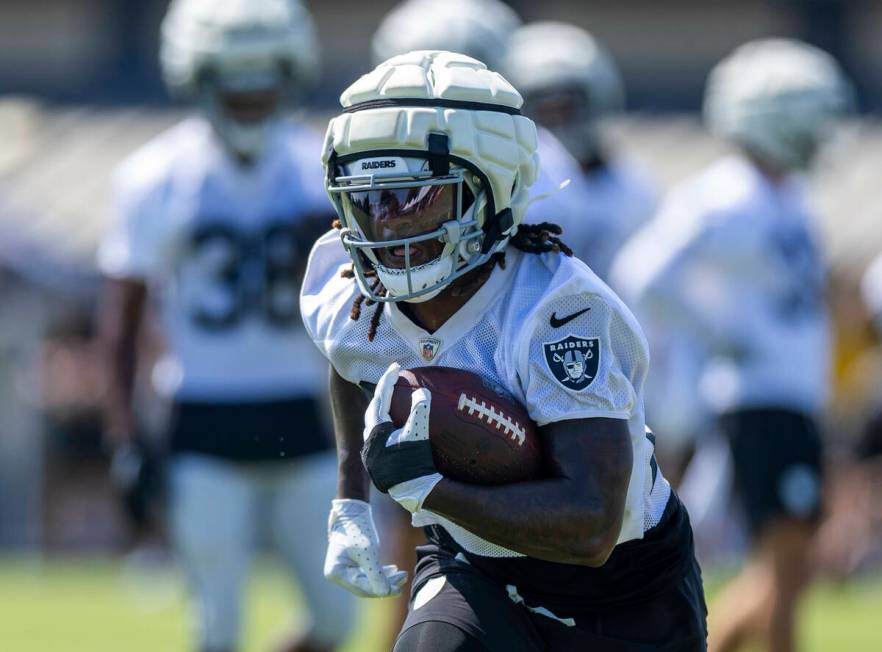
[98,117,331,400]
[301,230,671,551]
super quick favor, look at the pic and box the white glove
[324,498,407,598]
[363,363,443,513]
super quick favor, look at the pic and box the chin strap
[481,207,514,254]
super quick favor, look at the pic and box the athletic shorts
[719,407,824,534]
[396,537,707,651]
[168,395,333,462]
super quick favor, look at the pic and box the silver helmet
[704,38,853,171]
[160,0,319,159]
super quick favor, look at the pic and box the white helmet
[160,0,319,159]
[371,0,521,71]
[704,38,853,171]
[503,21,624,164]
[323,51,539,303]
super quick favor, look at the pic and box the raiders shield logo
[543,335,600,391]
[418,337,442,362]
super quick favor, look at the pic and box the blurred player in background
[504,21,656,282]
[612,39,852,652]
[815,256,882,576]
[97,1,355,651]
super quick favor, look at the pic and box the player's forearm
[103,333,138,434]
[98,280,145,443]
[423,476,625,566]
[329,367,371,500]
[424,417,632,566]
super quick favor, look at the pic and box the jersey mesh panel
[527,294,637,417]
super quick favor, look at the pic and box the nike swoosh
[550,307,591,328]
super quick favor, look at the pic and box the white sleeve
[96,169,169,281]
[299,229,354,350]
[517,292,648,426]
[612,197,738,348]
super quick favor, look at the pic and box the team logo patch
[543,335,600,391]
[419,337,442,362]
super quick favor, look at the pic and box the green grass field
[0,556,880,651]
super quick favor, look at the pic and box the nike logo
[550,307,590,328]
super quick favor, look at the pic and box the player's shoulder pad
[508,252,649,411]
[112,117,209,211]
[299,229,360,342]
[509,251,645,349]
[667,156,777,231]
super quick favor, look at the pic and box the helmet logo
[543,335,599,391]
[357,157,404,172]
[361,159,398,170]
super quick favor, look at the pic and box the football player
[97,2,355,651]
[301,51,706,652]
[372,0,598,272]
[503,21,657,282]
[611,39,852,652]
[369,2,596,643]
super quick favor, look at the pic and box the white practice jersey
[861,252,882,333]
[611,155,830,417]
[98,117,332,401]
[301,230,671,557]
[526,128,656,283]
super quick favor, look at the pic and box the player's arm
[329,366,371,500]
[98,277,147,446]
[423,417,631,566]
[324,366,408,597]
[363,384,632,567]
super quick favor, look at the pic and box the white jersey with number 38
[98,117,331,400]
[300,230,670,556]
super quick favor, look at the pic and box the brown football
[388,366,542,485]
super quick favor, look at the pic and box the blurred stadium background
[1,1,881,650]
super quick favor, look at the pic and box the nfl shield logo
[419,337,442,362]
[543,335,600,391]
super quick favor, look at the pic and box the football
[388,366,542,485]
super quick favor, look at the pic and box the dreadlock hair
[333,220,572,341]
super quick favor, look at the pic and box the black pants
[719,407,823,535]
[169,396,333,462]
[394,542,707,652]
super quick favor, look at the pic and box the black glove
[360,363,442,513]
[362,421,437,493]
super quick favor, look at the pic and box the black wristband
[362,423,437,492]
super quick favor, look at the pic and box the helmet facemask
[160,0,319,161]
[198,62,289,161]
[328,154,493,303]
[522,85,601,164]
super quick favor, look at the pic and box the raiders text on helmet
[704,38,853,171]
[160,0,319,158]
[323,50,539,303]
